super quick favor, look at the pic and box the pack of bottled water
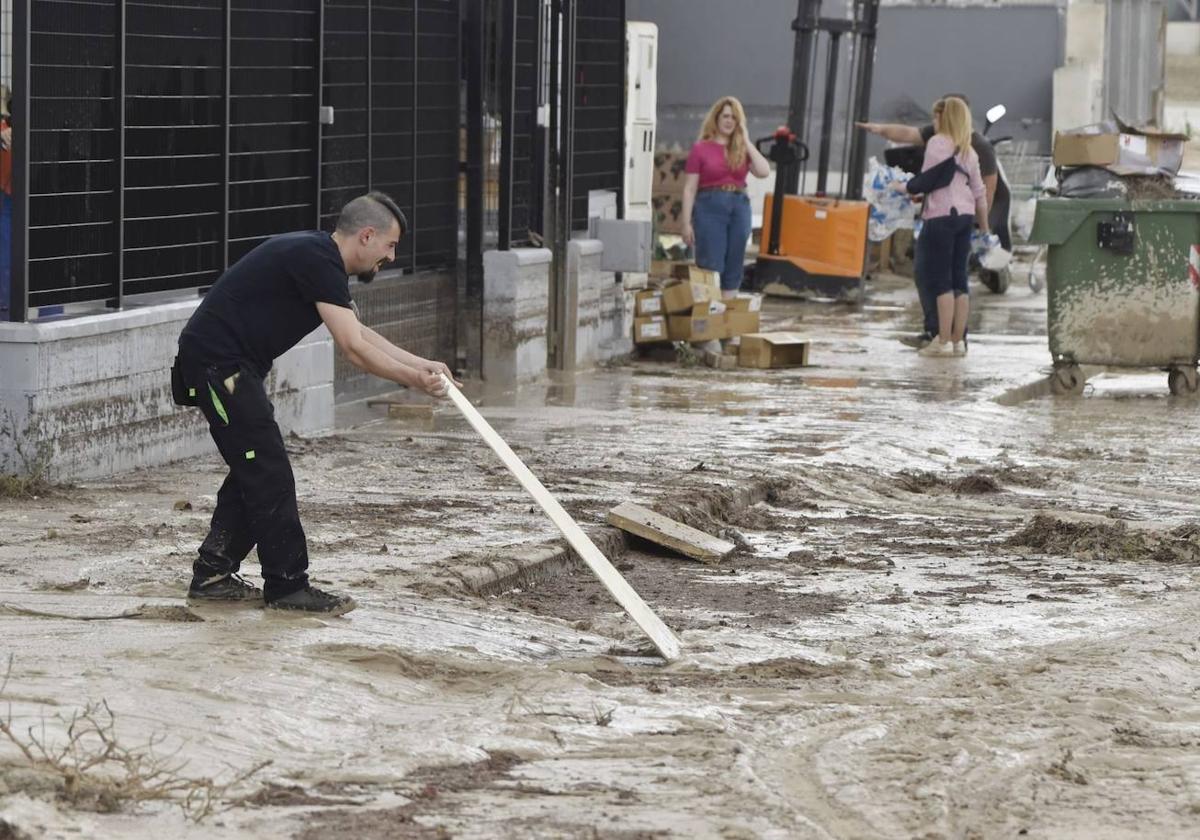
[863,157,918,242]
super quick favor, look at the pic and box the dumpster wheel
[1167,366,1199,397]
[1050,364,1085,397]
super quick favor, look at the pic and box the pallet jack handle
[758,130,809,257]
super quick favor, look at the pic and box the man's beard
[356,268,378,284]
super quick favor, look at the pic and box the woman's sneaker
[918,339,956,358]
[266,586,357,616]
[953,340,968,357]
[187,573,262,601]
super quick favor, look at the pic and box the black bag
[170,356,199,407]
[906,153,969,196]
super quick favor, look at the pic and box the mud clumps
[294,752,523,840]
[787,550,894,572]
[128,605,204,623]
[949,474,1001,495]
[1005,514,1200,565]
[894,471,942,493]
[893,470,1002,495]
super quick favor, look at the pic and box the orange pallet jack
[750,0,879,302]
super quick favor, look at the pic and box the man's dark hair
[336,191,409,237]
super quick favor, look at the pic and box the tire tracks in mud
[728,599,1200,838]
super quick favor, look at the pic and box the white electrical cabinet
[624,21,657,224]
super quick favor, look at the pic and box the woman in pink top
[681,97,770,298]
[895,97,989,358]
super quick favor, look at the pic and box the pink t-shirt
[920,134,986,221]
[685,140,750,189]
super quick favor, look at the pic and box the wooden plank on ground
[606,501,736,563]
[440,376,682,662]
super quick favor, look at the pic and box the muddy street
[3,270,1200,839]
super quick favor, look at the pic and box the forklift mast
[783,0,881,200]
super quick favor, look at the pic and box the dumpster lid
[1029,198,1200,245]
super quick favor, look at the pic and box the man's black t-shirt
[919,124,998,177]
[179,231,352,375]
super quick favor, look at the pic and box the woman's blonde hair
[934,96,973,156]
[698,96,748,171]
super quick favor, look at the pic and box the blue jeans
[693,189,752,291]
[0,192,11,320]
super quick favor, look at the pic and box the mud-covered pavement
[4,268,1200,839]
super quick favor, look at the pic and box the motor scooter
[883,103,1013,294]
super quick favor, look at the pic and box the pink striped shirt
[920,134,986,221]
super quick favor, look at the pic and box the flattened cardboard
[738,332,811,368]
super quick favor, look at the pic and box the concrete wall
[0,302,334,481]
[628,0,1062,156]
[1054,0,1107,134]
[482,241,632,386]
[482,248,554,385]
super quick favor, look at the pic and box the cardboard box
[704,350,739,370]
[662,279,716,314]
[653,151,689,196]
[635,290,665,317]
[738,332,811,368]
[668,307,728,343]
[633,316,670,344]
[726,293,762,313]
[649,259,676,278]
[725,309,761,336]
[652,193,686,235]
[1052,121,1188,176]
[661,267,721,314]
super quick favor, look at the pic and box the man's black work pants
[179,355,309,601]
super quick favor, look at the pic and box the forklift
[750,0,880,302]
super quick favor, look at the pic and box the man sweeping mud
[172,191,459,615]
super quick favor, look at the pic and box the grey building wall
[629,0,1063,166]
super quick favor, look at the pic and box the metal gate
[571,0,624,230]
[1105,0,1167,128]
[10,0,458,329]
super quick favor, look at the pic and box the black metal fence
[320,0,458,271]
[7,0,626,329]
[10,0,460,321]
[495,0,542,248]
[571,0,624,230]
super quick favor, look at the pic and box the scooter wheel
[980,268,1010,295]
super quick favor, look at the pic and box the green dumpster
[1029,198,1200,395]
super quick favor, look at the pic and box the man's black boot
[188,572,263,601]
[266,586,357,616]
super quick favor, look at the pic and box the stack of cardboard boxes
[633,263,762,345]
[652,149,689,237]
